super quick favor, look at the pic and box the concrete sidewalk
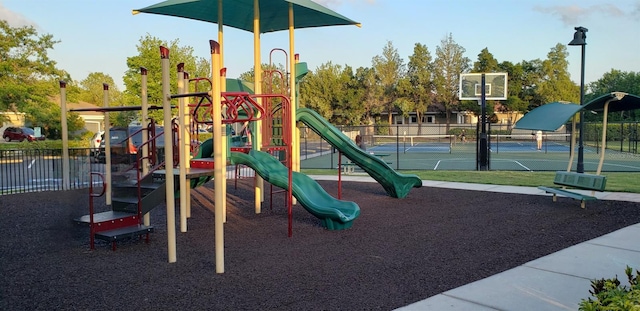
[310,175,640,310]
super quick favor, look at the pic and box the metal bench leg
[552,194,557,202]
[581,200,585,209]
[112,241,117,251]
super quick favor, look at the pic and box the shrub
[579,266,640,310]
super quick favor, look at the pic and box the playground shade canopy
[133,0,361,34]
[514,92,640,131]
[514,101,581,131]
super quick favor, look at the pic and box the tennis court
[300,133,640,172]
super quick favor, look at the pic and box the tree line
[1,21,638,139]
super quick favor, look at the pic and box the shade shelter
[134,0,360,33]
[134,0,360,208]
[133,0,359,273]
[515,92,640,174]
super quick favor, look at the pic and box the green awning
[514,92,640,131]
[133,0,361,34]
[514,102,582,131]
[582,92,640,113]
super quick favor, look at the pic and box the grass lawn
[302,169,640,194]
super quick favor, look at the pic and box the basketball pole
[479,73,489,171]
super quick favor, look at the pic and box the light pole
[569,26,587,173]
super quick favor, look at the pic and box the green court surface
[301,142,640,172]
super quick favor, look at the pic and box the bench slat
[538,186,598,201]
[553,171,607,191]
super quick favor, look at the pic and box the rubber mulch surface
[1,179,639,310]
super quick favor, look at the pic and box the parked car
[3,127,45,142]
[96,126,171,165]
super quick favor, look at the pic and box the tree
[473,48,499,72]
[372,41,405,134]
[298,62,365,125]
[398,43,434,134]
[536,43,578,105]
[0,20,84,137]
[433,33,470,130]
[355,66,383,127]
[333,65,366,125]
[463,48,501,123]
[498,61,538,126]
[122,34,210,126]
[586,70,640,122]
[587,70,640,100]
[299,62,340,120]
[78,72,119,105]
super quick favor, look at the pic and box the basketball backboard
[459,72,508,100]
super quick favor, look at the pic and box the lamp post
[569,26,587,173]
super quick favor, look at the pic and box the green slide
[190,138,214,188]
[229,150,360,230]
[297,108,422,199]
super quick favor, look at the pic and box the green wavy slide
[229,150,360,230]
[297,108,422,199]
[190,138,214,188]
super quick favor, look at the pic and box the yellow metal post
[288,4,299,206]
[183,72,192,219]
[210,40,225,274]
[140,68,150,226]
[160,46,177,263]
[177,63,188,233]
[253,0,264,213]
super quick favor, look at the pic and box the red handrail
[88,172,106,250]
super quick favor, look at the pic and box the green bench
[538,171,607,208]
[339,161,393,174]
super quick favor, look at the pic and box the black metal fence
[298,123,640,172]
[2,121,639,195]
[0,148,98,195]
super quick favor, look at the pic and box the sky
[1,0,639,92]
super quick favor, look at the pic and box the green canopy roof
[514,92,640,131]
[134,0,361,34]
[514,102,581,131]
[582,92,640,113]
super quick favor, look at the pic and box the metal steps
[76,171,166,250]
[94,225,154,251]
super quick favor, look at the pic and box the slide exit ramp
[230,150,360,230]
[297,108,422,199]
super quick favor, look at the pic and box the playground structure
[62,41,422,273]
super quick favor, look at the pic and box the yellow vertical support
[210,40,225,274]
[59,81,70,191]
[220,69,228,223]
[140,68,150,226]
[596,100,612,175]
[218,0,224,70]
[183,72,192,219]
[288,4,299,206]
[219,0,228,223]
[177,63,188,233]
[567,116,577,172]
[253,0,264,213]
[160,46,177,263]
